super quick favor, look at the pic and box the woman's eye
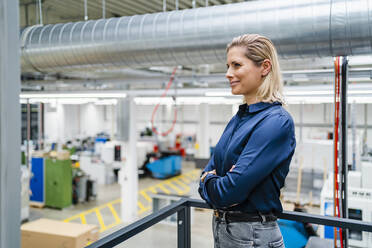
[234,63,241,67]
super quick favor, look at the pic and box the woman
[198,34,296,248]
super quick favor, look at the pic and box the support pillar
[117,97,138,223]
[0,0,21,247]
[198,103,210,158]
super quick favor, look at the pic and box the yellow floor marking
[179,175,191,184]
[138,206,151,215]
[165,181,184,195]
[137,201,147,212]
[149,186,157,193]
[95,209,106,232]
[63,198,122,222]
[172,178,190,192]
[102,221,121,233]
[64,169,201,233]
[110,198,122,205]
[80,214,87,224]
[140,190,152,202]
[107,203,121,224]
[157,184,171,194]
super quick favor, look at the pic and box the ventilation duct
[21,0,372,73]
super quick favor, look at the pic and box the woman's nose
[225,68,233,79]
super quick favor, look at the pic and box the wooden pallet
[29,201,45,208]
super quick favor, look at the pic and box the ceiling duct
[21,0,372,73]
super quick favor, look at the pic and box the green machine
[45,158,72,208]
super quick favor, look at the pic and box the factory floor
[28,161,320,247]
[29,161,215,247]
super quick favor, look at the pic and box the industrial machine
[320,163,372,248]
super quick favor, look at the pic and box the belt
[213,210,277,223]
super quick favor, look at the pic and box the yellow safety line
[165,181,184,195]
[107,203,121,224]
[80,214,87,224]
[101,221,121,233]
[157,184,171,194]
[95,209,106,232]
[188,171,199,179]
[64,169,201,232]
[172,178,190,192]
[140,190,152,202]
[63,198,122,222]
[179,175,191,184]
[137,201,147,212]
[149,186,157,193]
[138,206,151,215]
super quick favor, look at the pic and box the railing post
[177,206,191,248]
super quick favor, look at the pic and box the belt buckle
[258,212,266,223]
[214,210,227,221]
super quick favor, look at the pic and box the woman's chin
[231,89,241,95]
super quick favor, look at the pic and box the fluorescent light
[57,98,98,104]
[134,96,241,105]
[284,90,332,96]
[95,99,118,105]
[20,92,127,99]
[286,96,333,104]
[134,97,173,105]
[205,91,233,97]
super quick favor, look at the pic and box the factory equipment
[44,158,72,209]
[29,157,45,205]
[141,150,182,179]
[320,168,372,247]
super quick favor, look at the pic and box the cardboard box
[21,218,99,248]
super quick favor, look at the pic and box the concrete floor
[28,161,321,247]
[28,161,215,247]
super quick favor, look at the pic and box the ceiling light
[20,92,127,99]
[205,91,233,97]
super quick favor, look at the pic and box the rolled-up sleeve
[200,113,295,208]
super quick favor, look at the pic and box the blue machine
[278,219,309,248]
[146,155,182,179]
[30,157,44,203]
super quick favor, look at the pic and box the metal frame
[340,56,349,246]
[86,198,372,248]
[0,0,21,247]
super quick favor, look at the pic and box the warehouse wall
[287,103,372,146]
[44,103,115,143]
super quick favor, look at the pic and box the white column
[198,103,210,158]
[118,97,138,223]
[0,0,21,247]
[56,101,64,144]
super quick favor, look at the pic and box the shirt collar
[238,101,281,116]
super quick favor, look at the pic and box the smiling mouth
[230,81,240,87]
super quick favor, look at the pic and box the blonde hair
[226,34,284,104]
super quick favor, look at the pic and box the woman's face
[225,46,267,101]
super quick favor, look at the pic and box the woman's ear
[261,59,272,77]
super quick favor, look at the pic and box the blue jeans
[212,215,285,248]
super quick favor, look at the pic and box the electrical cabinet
[30,157,45,204]
[45,159,72,208]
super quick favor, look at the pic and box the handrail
[87,198,372,248]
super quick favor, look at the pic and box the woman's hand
[200,169,216,183]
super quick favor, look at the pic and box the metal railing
[86,198,372,248]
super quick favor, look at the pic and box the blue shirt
[198,102,296,213]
